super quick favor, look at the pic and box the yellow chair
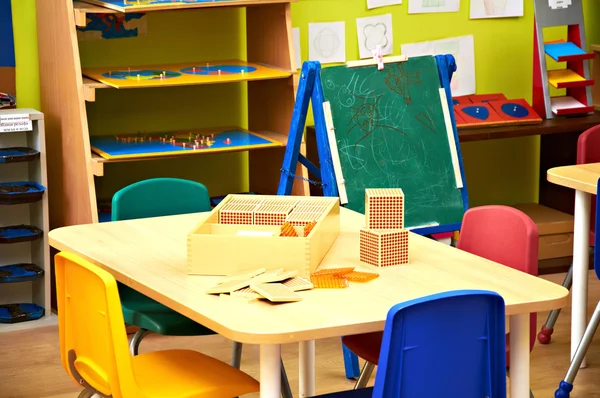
[55,252,260,398]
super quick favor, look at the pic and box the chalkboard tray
[0,147,40,163]
[0,182,46,204]
[0,225,43,244]
[0,303,45,324]
[0,263,44,283]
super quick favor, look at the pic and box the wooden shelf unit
[0,109,56,332]
[36,0,304,228]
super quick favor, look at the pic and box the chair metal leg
[77,389,96,398]
[539,265,573,344]
[555,301,600,398]
[129,328,151,356]
[354,361,375,389]
[280,358,293,398]
[231,342,243,368]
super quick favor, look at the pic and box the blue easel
[278,55,467,379]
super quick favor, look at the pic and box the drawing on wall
[401,35,475,96]
[356,14,393,59]
[293,27,302,69]
[549,0,572,10]
[409,0,460,13]
[384,64,421,104]
[470,0,523,19]
[77,13,147,40]
[309,22,346,64]
[367,0,402,9]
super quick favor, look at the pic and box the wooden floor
[2,271,600,398]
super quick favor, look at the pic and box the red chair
[537,124,600,344]
[342,205,538,390]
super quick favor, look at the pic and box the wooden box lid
[511,203,574,236]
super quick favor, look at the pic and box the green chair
[112,178,293,398]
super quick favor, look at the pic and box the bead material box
[187,195,340,277]
[360,229,409,267]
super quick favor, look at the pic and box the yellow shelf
[74,0,296,16]
[548,69,591,89]
[81,60,292,100]
[90,129,287,176]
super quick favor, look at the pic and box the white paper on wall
[308,22,346,64]
[470,0,523,19]
[367,0,402,9]
[409,0,460,14]
[401,35,476,96]
[356,14,393,59]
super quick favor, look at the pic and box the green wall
[11,0,600,207]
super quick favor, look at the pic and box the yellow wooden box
[187,194,340,277]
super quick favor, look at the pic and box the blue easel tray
[0,263,44,283]
[0,182,46,204]
[0,225,43,244]
[0,147,40,163]
[0,303,44,324]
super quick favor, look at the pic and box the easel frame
[279,54,469,237]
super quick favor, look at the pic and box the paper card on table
[470,0,523,19]
[401,35,475,96]
[408,0,460,14]
[292,27,302,69]
[367,0,402,9]
[308,22,346,64]
[356,14,393,59]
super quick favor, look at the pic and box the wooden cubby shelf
[38,0,304,226]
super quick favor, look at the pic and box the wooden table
[548,162,600,368]
[49,208,568,398]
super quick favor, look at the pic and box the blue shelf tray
[0,182,46,205]
[0,225,43,244]
[0,303,44,324]
[0,263,44,283]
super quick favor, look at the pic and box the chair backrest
[372,290,506,398]
[112,178,211,221]
[457,205,538,353]
[577,125,600,238]
[55,252,137,398]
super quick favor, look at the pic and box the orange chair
[55,251,259,398]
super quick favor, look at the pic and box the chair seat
[132,349,259,397]
[342,332,383,365]
[314,387,374,398]
[119,284,214,336]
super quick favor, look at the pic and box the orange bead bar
[311,267,355,276]
[342,271,379,282]
[280,221,298,237]
[310,274,350,288]
[304,221,317,236]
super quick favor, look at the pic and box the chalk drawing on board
[348,94,406,147]
[356,14,393,59]
[384,64,421,105]
[309,22,346,64]
[549,0,572,10]
[416,112,436,132]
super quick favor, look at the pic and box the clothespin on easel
[346,52,408,69]
[372,45,384,70]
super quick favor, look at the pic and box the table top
[548,162,600,194]
[49,208,569,344]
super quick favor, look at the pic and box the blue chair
[316,290,507,398]
[555,177,600,398]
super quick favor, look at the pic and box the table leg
[509,313,530,398]
[572,190,591,368]
[260,344,282,398]
[299,340,316,397]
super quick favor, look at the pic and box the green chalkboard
[321,55,465,229]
